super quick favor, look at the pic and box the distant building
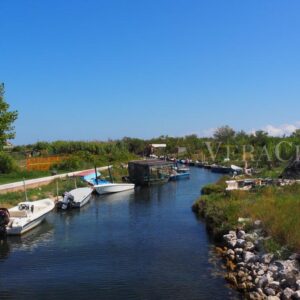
[145,144,167,157]
[128,159,173,186]
[177,147,187,155]
[3,141,13,150]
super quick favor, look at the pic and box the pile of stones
[218,224,300,299]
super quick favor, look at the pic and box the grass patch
[0,170,52,185]
[193,178,300,253]
[0,177,87,208]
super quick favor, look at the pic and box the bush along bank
[192,178,300,299]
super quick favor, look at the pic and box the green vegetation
[193,179,300,253]
[0,152,18,174]
[0,83,18,150]
[0,170,51,185]
[0,177,87,208]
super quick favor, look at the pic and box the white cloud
[201,122,300,138]
[261,122,300,137]
[201,127,216,137]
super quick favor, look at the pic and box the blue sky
[1,0,300,144]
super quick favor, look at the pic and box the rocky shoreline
[217,224,300,299]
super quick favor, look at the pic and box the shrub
[51,156,84,171]
[0,152,18,173]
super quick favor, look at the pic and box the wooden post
[108,166,114,183]
[23,178,28,201]
[74,176,77,189]
[56,179,59,201]
[94,166,98,185]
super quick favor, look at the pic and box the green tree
[0,83,18,149]
[213,125,236,143]
[291,129,300,139]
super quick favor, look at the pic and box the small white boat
[93,182,135,195]
[56,187,92,210]
[0,199,55,236]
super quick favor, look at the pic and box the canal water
[0,168,239,300]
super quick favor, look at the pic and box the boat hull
[94,183,135,195]
[72,192,92,208]
[7,199,55,235]
[7,212,48,235]
[169,173,190,181]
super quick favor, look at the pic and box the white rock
[261,253,274,265]
[227,239,237,248]
[296,279,300,290]
[237,230,246,239]
[234,248,244,255]
[268,281,280,290]
[226,249,235,257]
[257,269,265,276]
[264,287,276,296]
[258,275,269,288]
[282,287,294,300]
[223,233,236,243]
[293,291,300,300]
[266,296,279,300]
[268,264,278,273]
[245,241,255,251]
[243,251,255,263]
[245,232,259,242]
[236,239,246,248]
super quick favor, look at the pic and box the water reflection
[0,222,54,260]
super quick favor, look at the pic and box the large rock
[236,239,246,248]
[268,281,280,291]
[296,280,300,290]
[282,287,294,300]
[243,251,259,264]
[245,241,255,252]
[261,253,274,265]
[223,232,237,248]
[245,232,259,242]
[292,291,300,300]
[264,287,276,296]
[293,291,300,300]
[257,274,273,288]
[237,230,246,239]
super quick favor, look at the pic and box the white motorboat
[56,187,92,210]
[0,199,55,236]
[93,182,135,195]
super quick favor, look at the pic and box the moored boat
[56,187,93,210]
[0,199,55,236]
[93,182,135,195]
[211,165,232,174]
[169,170,190,181]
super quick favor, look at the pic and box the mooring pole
[23,178,28,201]
[56,179,59,201]
[108,166,114,183]
[94,166,98,185]
[74,176,77,189]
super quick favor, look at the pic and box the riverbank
[0,177,88,208]
[192,176,300,299]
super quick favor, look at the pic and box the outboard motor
[0,208,10,238]
[60,192,75,210]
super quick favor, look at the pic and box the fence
[26,156,67,171]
